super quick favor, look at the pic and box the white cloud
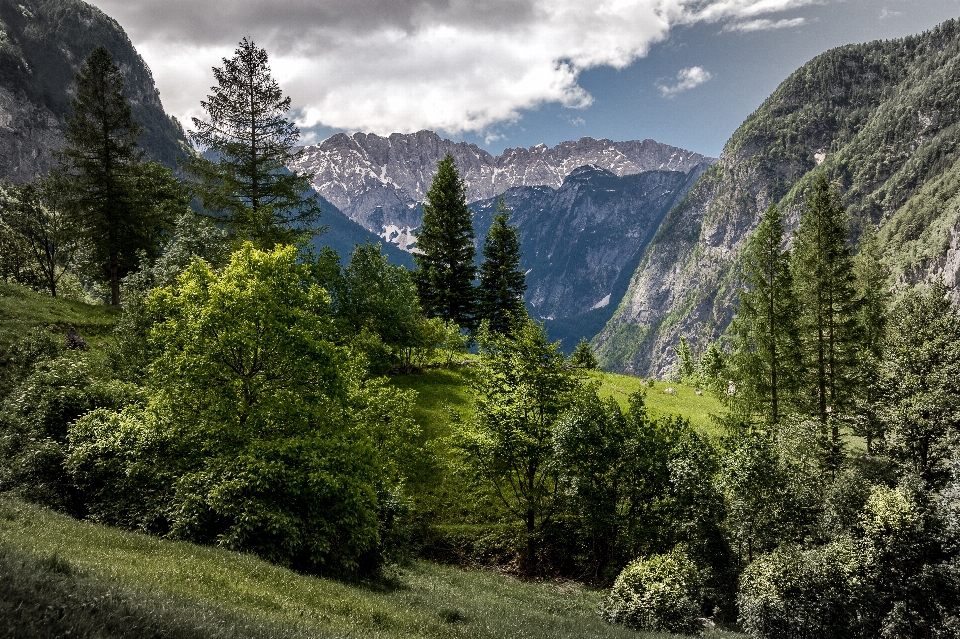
[879,8,903,20]
[722,16,806,31]
[658,66,713,97]
[86,0,827,138]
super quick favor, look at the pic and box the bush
[737,539,860,639]
[599,546,703,634]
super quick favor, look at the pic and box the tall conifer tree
[57,46,179,306]
[730,204,802,425]
[413,153,476,328]
[478,197,526,334]
[852,225,889,454]
[791,173,859,444]
[185,38,320,248]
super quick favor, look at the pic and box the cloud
[722,17,806,31]
[879,8,903,20]
[658,66,713,97]
[86,0,827,138]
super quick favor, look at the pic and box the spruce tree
[413,153,476,328]
[57,46,179,306]
[852,225,889,454]
[791,173,859,444]
[185,38,320,248]
[478,197,526,334]
[730,204,802,425]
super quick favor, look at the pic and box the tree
[570,337,599,369]
[458,316,584,572]
[57,46,182,306]
[413,153,476,328]
[0,181,81,297]
[185,38,320,248]
[852,226,889,454]
[477,197,526,333]
[882,281,960,486]
[330,241,423,372]
[729,205,802,425]
[791,174,859,443]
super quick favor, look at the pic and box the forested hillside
[597,18,960,376]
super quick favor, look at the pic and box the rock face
[291,131,713,251]
[470,165,707,322]
[293,130,714,339]
[596,18,960,376]
[0,0,187,181]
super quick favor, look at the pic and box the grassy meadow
[0,497,746,639]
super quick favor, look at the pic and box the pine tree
[478,197,526,334]
[413,153,476,328]
[791,173,859,444]
[729,204,802,425]
[185,38,320,248]
[852,225,889,454]
[57,45,179,306]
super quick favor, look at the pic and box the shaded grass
[0,281,118,353]
[0,497,731,639]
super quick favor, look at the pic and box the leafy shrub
[65,407,173,531]
[599,546,703,634]
[569,337,598,369]
[737,539,860,639]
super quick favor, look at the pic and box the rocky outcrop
[0,0,187,181]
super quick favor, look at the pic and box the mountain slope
[596,18,960,376]
[0,0,188,180]
[292,131,713,249]
[469,165,706,345]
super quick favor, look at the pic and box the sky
[86,0,960,158]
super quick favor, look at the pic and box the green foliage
[0,180,82,297]
[331,241,422,371]
[728,205,801,425]
[185,38,321,248]
[570,337,599,370]
[737,539,860,639]
[477,198,525,334]
[881,281,960,486]
[413,154,476,329]
[458,316,584,571]
[792,173,860,431]
[600,546,703,635]
[56,45,183,306]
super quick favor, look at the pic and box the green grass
[0,281,118,353]
[390,366,726,439]
[0,497,740,639]
[591,372,726,436]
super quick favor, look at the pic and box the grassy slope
[390,366,725,438]
[0,281,118,353]
[0,497,740,639]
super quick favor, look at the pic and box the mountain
[292,131,713,251]
[0,0,188,179]
[596,18,960,376]
[469,164,707,347]
[293,131,714,343]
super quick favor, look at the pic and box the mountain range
[5,0,960,374]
